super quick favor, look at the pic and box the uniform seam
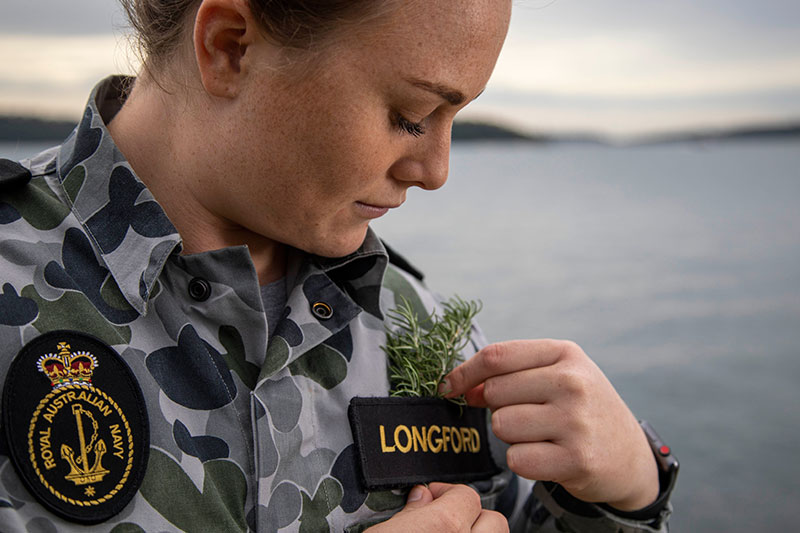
[194,325,257,523]
[307,381,335,524]
[196,333,253,449]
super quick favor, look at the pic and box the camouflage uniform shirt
[0,76,672,532]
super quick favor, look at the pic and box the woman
[0,0,675,531]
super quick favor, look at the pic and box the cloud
[469,1,800,135]
[463,89,800,137]
[0,0,125,35]
[0,34,137,118]
[2,0,799,135]
[491,35,800,98]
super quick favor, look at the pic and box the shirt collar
[56,75,182,315]
[296,227,390,321]
[313,226,388,273]
[54,76,390,318]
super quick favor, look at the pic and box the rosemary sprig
[383,296,482,405]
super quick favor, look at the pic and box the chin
[304,228,369,259]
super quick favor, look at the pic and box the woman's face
[209,0,511,258]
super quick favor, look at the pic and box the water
[4,139,800,531]
[372,140,800,532]
[0,141,60,161]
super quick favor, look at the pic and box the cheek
[299,90,393,184]
[306,130,392,198]
[239,79,394,207]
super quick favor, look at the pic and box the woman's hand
[443,339,659,510]
[365,483,508,532]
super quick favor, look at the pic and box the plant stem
[383,296,482,405]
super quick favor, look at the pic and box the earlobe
[193,0,254,98]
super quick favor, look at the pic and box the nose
[390,127,451,191]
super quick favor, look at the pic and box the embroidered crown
[36,342,98,388]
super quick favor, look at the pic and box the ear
[193,0,258,98]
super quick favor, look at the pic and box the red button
[659,445,671,456]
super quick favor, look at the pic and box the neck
[107,76,286,285]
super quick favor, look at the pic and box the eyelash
[393,113,426,137]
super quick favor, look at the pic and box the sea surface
[3,139,800,531]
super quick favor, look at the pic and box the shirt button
[311,301,333,320]
[188,277,211,302]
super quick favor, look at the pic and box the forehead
[331,0,511,92]
[385,0,511,37]
[386,1,509,58]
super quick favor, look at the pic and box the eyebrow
[406,78,467,106]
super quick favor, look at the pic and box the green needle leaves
[383,296,481,405]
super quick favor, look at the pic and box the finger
[402,484,434,510]
[428,482,479,501]
[443,340,565,398]
[472,509,509,533]
[481,366,563,409]
[505,441,575,482]
[427,483,482,526]
[491,404,562,444]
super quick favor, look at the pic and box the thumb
[401,485,433,510]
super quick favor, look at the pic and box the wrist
[541,420,678,523]
[605,484,657,512]
[600,420,679,519]
[604,430,660,511]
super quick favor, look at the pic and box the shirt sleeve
[509,480,672,533]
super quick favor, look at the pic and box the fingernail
[438,379,451,396]
[408,486,424,502]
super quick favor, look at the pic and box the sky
[1,0,799,138]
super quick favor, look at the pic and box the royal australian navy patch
[2,331,149,524]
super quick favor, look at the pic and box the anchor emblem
[61,403,109,485]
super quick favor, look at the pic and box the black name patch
[348,397,499,490]
[2,331,149,524]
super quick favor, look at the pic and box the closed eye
[393,112,426,137]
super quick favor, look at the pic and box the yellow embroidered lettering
[110,423,125,460]
[394,425,412,453]
[428,425,442,453]
[412,425,428,452]
[470,428,481,452]
[461,427,473,452]
[450,426,463,453]
[442,426,451,452]
[39,428,56,470]
[380,425,396,453]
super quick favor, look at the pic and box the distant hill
[450,121,543,142]
[3,114,799,145]
[636,123,800,145]
[0,115,543,143]
[0,116,76,142]
[452,121,800,145]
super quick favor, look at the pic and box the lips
[354,201,400,219]
[359,201,403,210]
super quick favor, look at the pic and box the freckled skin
[215,0,512,259]
[111,0,511,280]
